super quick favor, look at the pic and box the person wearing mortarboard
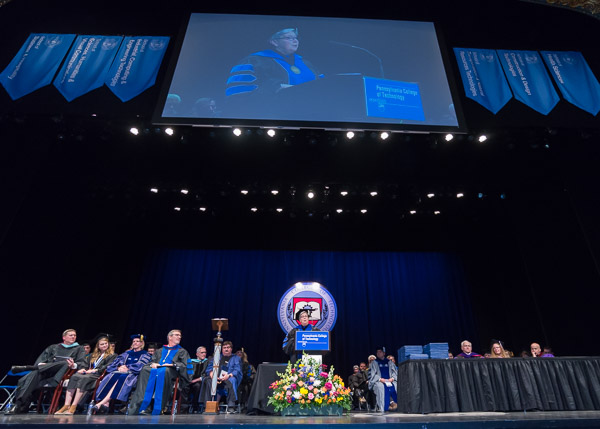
[282,309,320,364]
[368,346,398,413]
[92,334,152,413]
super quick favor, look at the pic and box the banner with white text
[541,51,600,116]
[453,48,512,114]
[53,35,123,102]
[0,33,76,100]
[105,36,169,102]
[497,50,559,115]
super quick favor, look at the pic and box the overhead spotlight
[445,134,454,142]
[478,134,487,143]
[241,190,249,195]
[276,208,283,212]
[360,209,367,214]
[370,191,378,197]
[267,129,276,137]
[199,207,206,212]
[427,193,435,198]
[250,207,258,212]
[150,188,158,193]
[336,209,343,213]
[346,131,355,140]
[410,210,417,215]
[129,127,139,135]
[340,191,348,196]
[233,128,242,136]
[307,191,315,199]
[165,127,174,136]
[434,210,441,215]
[456,193,464,198]
[174,207,181,211]
[271,190,279,195]
[380,132,389,140]
[180,189,189,195]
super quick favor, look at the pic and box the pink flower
[324,382,333,390]
[321,365,328,370]
[320,372,328,378]
[308,393,314,400]
[286,390,292,396]
[291,383,297,389]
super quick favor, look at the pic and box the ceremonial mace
[204,318,228,414]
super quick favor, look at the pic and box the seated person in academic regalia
[348,365,368,409]
[55,335,116,415]
[368,346,398,413]
[128,330,192,415]
[186,346,209,413]
[92,334,152,413]
[6,329,87,414]
[530,342,555,358]
[199,341,242,410]
[454,340,483,359]
[282,310,320,364]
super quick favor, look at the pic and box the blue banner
[541,51,600,116]
[0,33,75,100]
[53,35,123,102]
[453,48,512,114]
[295,331,330,352]
[105,36,169,102]
[497,50,559,115]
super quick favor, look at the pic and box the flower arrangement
[267,354,352,414]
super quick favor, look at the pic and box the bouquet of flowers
[267,354,352,413]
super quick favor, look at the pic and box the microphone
[329,40,385,79]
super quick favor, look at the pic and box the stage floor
[2,410,600,428]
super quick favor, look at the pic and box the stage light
[165,127,174,136]
[276,208,283,212]
[174,207,181,211]
[336,209,343,213]
[478,193,484,199]
[434,210,441,215]
[456,193,464,198]
[478,134,487,143]
[271,190,279,195]
[199,207,206,211]
[445,134,454,142]
[346,131,355,140]
[360,209,367,214]
[150,188,158,193]
[370,191,378,197]
[180,189,189,195]
[427,193,435,198]
[250,207,258,212]
[307,191,315,199]
[340,191,348,196]
[267,129,276,137]
[410,210,416,214]
[380,132,389,140]
[233,128,242,136]
[500,193,506,199]
[241,190,249,195]
[129,127,139,135]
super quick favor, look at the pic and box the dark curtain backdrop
[126,249,476,375]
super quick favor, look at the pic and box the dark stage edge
[2,411,600,428]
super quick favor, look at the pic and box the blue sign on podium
[295,331,330,352]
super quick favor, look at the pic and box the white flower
[293,391,301,399]
[313,380,321,387]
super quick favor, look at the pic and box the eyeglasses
[277,36,298,41]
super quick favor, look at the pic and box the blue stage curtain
[127,249,476,374]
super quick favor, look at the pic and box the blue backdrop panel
[126,249,476,373]
[105,36,169,102]
[542,51,600,116]
[498,49,559,115]
[53,35,123,102]
[0,33,75,100]
[453,48,512,114]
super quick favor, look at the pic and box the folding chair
[0,369,30,412]
[46,368,76,414]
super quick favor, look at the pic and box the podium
[294,331,330,364]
